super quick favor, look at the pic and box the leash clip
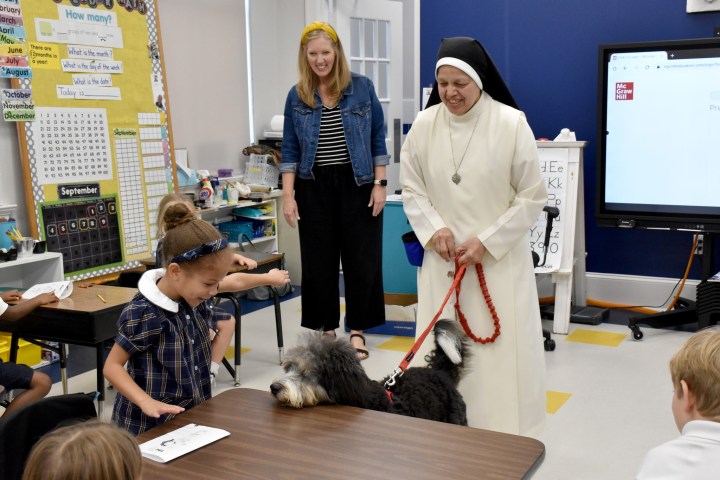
[383,366,405,389]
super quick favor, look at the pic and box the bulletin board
[5,0,176,278]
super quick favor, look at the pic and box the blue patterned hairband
[169,238,229,265]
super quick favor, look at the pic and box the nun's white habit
[400,37,547,436]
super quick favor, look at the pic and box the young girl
[22,419,142,480]
[155,193,290,383]
[104,202,233,434]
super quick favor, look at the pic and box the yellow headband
[301,21,338,44]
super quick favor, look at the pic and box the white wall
[158,0,250,173]
[0,106,25,226]
[248,0,305,142]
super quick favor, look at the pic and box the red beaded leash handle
[383,257,501,400]
[454,258,501,344]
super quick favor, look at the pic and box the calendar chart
[114,133,150,256]
[40,197,123,275]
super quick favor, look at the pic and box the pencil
[97,294,107,303]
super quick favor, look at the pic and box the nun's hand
[431,227,456,263]
[456,237,485,265]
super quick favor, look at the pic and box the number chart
[30,107,112,185]
[40,197,123,275]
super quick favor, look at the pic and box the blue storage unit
[382,201,418,295]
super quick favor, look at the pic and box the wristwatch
[373,179,387,187]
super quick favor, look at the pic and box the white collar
[138,268,180,313]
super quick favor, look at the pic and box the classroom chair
[0,392,98,480]
[533,206,559,352]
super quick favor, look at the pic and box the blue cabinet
[382,201,418,294]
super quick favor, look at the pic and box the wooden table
[138,388,545,480]
[140,250,286,385]
[0,283,137,415]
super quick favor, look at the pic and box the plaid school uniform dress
[111,269,214,435]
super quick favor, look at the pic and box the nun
[399,37,548,436]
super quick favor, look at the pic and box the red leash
[384,258,501,400]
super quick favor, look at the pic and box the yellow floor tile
[377,336,415,352]
[225,346,251,358]
[547,390,572,414]
[565,328,627,347]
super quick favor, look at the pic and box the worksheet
[139,423,230,463]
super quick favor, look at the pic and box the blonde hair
[22,419,142,480]
[669,326,720,420]
[156,192,194,238]
[161,202,226,270]
[296,26,351,108]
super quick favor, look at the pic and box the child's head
[22,419,142,480]
[160,201,232,307]
[156,192,194,238]
[669,326,720,429]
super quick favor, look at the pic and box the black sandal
[350,333,369,360]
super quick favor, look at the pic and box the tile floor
[18,296,698,479]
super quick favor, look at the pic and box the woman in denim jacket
[280,21,389,359]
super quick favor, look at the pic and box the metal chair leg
[270,287,284,364]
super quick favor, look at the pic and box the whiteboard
[531,147,569,274]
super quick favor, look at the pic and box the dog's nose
[270,382,282,396]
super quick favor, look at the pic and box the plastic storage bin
[218,220,256,243]
[244,154,279,188]
[0,334,42,366]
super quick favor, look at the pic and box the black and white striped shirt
[315,104,350,167]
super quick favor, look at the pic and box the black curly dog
[270,319,471,425]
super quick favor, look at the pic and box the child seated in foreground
[22,418,142,480]
[0,290,56,418]
[156,193,289,383]
[635,326,720,479]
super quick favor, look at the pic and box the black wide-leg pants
[295,164,385,331]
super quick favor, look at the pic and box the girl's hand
[267,268,291,287]
[140,398,185,419]
[234,253,257,270]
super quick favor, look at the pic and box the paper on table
[22,281,73,300]
[139,423,230,463]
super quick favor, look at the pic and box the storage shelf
[199,194,280,254]
[244,235,276,244]
[233,214,274,221]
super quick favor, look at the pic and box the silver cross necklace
[448,114,480,185]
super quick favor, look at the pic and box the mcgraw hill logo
[616,82,634,100]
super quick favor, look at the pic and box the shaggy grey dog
[270,320,471,425]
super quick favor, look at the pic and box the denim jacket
[280,73,390,185]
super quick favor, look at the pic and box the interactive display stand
[627,233,717,339]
